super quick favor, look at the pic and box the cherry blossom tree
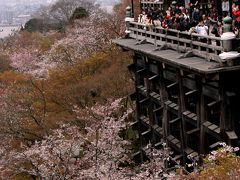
[0,99,132,179]
[0,98,179,179]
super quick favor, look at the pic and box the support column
[177,69,187,164]
[199,77,206,154]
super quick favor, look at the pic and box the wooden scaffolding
[114,22,240,165]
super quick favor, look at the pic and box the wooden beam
[139,98,149,104]
[137,68,145,74]
[185,89,198,96]
[207,100,221,107]
[148,74,158,81]
[166,82,178,89]
[153,106,163,113]
[209,141,221,149]
[170,117,181,124]
[141,130,151,137]
[186,128,199,135]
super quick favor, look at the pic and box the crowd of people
[137,0,240,40]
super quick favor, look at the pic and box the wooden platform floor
[113,38,240,74]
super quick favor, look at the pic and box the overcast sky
[0,0,54,4]
[0,0,118,5]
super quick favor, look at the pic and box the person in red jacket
[232,3,240,28]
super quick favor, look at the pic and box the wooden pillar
[219,73,234,143]
[158,63,168,105]
[177,69,187,163]
[195,76,201,129]
[145,56,156,144]
[199,77,206,154]
[161,63,169,140]
[134,53,144,162]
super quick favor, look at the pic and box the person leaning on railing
[189,19,208,43]
[145,13,154,31]
[211,19,223,46]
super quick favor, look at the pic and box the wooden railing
[129,22,224,62]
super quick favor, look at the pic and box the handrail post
[165,28,168,45]
[125,6,134,37]
[219,16,240,62]
[190,34,193,50]
[154,26,157,47]
[177,31,180,53]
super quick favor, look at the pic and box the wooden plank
[226,131,238,139]
[142,118,149,124]
[209,141,221,149]
[190,152,198,158]
[193,116,198,121]
[149,92,156,96]
[185,148,194,155]
[174,106,179,111]
[176,142,181,149]
[214,128,220,134]
[208,124,218,131]
[187,113,197,119]
[169,103,177,108]
[165,100,172,105]
[171,138,180,145]
[113,39,240,74]
[167,135,175,141]
[153,94,161,99]
[183,111,191,116]
[203,121,212,127]
[154,127,163,135]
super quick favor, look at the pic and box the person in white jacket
[195,20,208,43]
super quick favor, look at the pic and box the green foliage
[126,126,138,140]
[24,18,42,32]
[24,18,65,33]
[38,37,53,51]
[12,173,34,180]
[0,54,11,72]
[188,144,240,179]
[69,7,89,23]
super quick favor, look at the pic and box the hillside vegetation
[0,0,239,179]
